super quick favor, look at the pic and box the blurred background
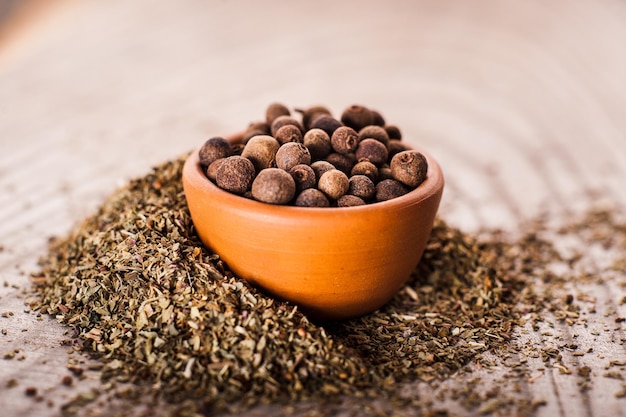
[2,0,626,234]
[1,2,626,415]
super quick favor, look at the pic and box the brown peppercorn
[310,160,335,180]
[25,387,37,397]
[295,105,332,130]
[318,169,349,200]
[61,375,73,386]
[230,142,245,156]
[375,179,409,202]
[370,109,386,126]
[303,128,332,161]
[384,125,402,140]
[387,139,409,159]
[325,152,356,175]
[270,115,304,136]
[310,114,343,137]
[337,195,366,207]
[275,142,311,171]
[355,138,389,166]
[205,158,225,181]
[331,126,359,155]
[274,124,303,145]
[379,165,393,181]
[241,135,280,172]
[251,168,296,205]
[340,104,373,131]
[215,156,256,195]
[288,164,316,193]
[198,137,232,168]
[294,188,330,207]
[243,121,271,142]
[390,150,428,188]
[358,125,390,147]
[351,160,379,183]
[348,175,376,201]
[265,102,290,126]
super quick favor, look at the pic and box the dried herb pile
[31,155,626,416]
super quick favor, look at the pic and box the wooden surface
[1,0,625,415]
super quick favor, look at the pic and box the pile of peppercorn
[197,103,428,207]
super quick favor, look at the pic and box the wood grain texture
[1,0,625,416]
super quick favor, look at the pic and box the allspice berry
[265,102,290,126]
[379,165,393,181]
[340,104,373,131]
[275,142,311,171]
[303,128,332,161]
[289,164,316,193]
[230,142,245,156]
[351,160,379,183]
[241,135,280,172]
[251,168,296,205]
[318,169,349,200]
[270,115,304,136]
[355,138,388,166]
[390,150,428,188]
[215,156,256,195]
[337,195,366,207]
[310,160,335,180]
[388,139,409,159]
[358,125,390,147]
[199,137,232,168]
[206,158,225,181]
[348,175,376,201]
[375,179,409,202]
[370,109,385,126]
[295,188,330,207]
[243,121,271,142]
[274,124,303,145]
[296,105,332,130]
[309,114,343,137]
[331,126,359,155]
[326,152,356,175]
[384,125,402,140]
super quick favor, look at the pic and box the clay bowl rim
[185,132,444,216]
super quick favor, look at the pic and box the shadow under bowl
[182,133,444,321]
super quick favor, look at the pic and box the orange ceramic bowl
[182,133,444,321]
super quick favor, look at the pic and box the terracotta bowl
[182,133,444,321]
